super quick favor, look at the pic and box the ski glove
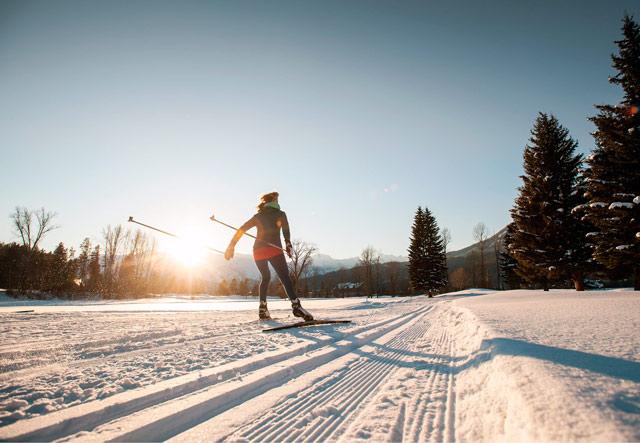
[224,245,235,260]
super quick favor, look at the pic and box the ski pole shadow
[610,392,640,415]
[285,332,640,384]
[485,338,640,383]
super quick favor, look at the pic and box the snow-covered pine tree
[499,222,524,289]
[408,207,428,292]
[582,15,640,290]
[423,207,449,294]
[408,206,448,296]
[509,113,589,290]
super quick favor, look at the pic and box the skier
[224,192,314,321]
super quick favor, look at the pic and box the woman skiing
[224,192,314,321]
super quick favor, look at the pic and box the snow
[0,290,638,442]
[615,245,632,250]
[453,290,639,442]
[609,202,634,210]
[613,193,635,199]
[571,203,586,213]
[634,196,640,205]
[589,202,607,208]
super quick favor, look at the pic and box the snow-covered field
[0,289,638,442]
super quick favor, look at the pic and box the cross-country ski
[262,319,352,332]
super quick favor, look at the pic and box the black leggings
[255,254,297,303]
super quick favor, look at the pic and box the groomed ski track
[1,296,465,442]
[3,291,638,442]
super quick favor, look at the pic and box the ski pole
[209,213,287,252]
[128,216,225,255]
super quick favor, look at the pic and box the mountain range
[201,228,506,283]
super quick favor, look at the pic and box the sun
[159,228,210,268]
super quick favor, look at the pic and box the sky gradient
[1,0,638,258]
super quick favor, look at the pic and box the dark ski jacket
[239,207,291,251]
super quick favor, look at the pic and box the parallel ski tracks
[233,317,432,442]
[403,329,455,443]
[0,306,390,381]
[1,303,432,442]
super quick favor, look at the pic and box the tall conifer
[583,15,640,289]
[510,113,589,290]
[408,206,448,296]
[408,207,427,292]
[499,222,523,289]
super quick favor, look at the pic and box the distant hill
[445,227,507,289]
[311,253,408,273]
[447,227,507,259]
[202,252,408,282]
[299,227,508,294]
[203,229,507,291]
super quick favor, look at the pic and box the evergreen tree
[87,245,102,292]
[499,223,524,289]
[408,206,447,296]
[45,243,76,293]
[408,207,427,292]
[510,113,589,290]
[583,15,640,289]
[77,238,91,287]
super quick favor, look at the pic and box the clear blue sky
[0,0,637,258]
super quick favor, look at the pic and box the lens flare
[159,229,209,268]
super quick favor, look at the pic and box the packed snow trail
[1,290,639,442]
[175,304,451,442]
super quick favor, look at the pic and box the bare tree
[441,227,452,254]
[103,225,129,294]
[374,257,383,295]
[473,222,489,287]
[359,246,380,298]
[287,240,318,296]
[119,229,158,295]
[386,261,402,295]
[11,207,58,250]
[449,267,467,291]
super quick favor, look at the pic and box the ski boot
[259,301,271,320]
[291,299,314,321]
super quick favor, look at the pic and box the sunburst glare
[159,229,210,268]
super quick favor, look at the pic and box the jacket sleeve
[239,215,257,233]
[280,212,291,244]
[230,215,257,247]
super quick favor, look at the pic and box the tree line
[0,207,322,299]
[332,15,640,296]
[501,15,640,291]
[0,208,216,298]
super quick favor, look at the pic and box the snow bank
[450,290,640,442]
[609,202,634,210]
